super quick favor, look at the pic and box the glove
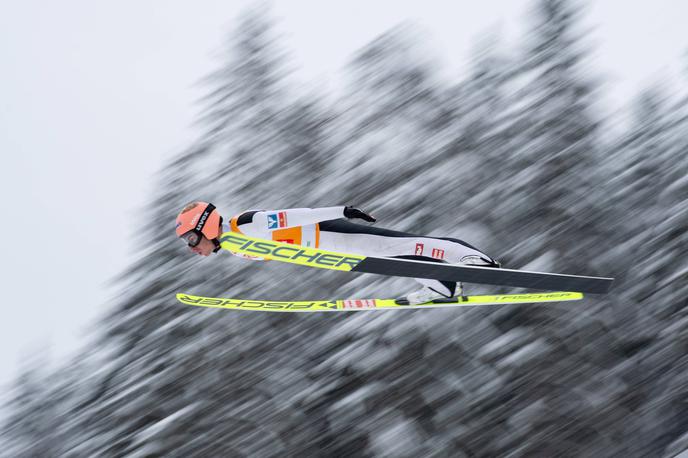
[344,206,376,223]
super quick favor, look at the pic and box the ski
[176,291,583,312]
[219,232,613,294]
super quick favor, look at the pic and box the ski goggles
[180,230,203,248]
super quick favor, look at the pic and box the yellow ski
[176,291,583,312]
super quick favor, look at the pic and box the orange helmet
[175,201,222,247]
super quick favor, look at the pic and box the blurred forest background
[3,0,688,456]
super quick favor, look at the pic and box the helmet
[175,201,222,247]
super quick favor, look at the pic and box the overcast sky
[0,0,686,388]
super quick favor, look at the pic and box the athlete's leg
[319,219,498,265]
[318,219,499,300]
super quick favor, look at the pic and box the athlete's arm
[249,207,347,232]
[234,206,375,238]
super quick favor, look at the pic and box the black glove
[344,206,376,223]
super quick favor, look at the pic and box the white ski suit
[222,206,499,297]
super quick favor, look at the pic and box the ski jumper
[222,206,499,297]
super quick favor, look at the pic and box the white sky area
[0,0,686,388]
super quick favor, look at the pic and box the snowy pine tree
[494,0,609,275]
[332,24,445,228]
[2,359,58,456]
